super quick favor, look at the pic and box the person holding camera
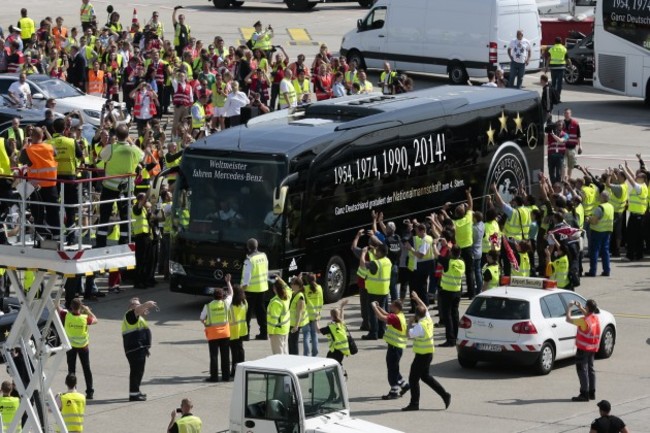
[130,81,159,138]
[546,120,568,184]
[565,299,601,402]
[251,21,274,59]
[168,398,202,433]
[172,6,191,57]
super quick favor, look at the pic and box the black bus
[168,86,543,302]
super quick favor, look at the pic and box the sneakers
[401,404,419,411]
[129,393,147,402]
[382,389,400,400]
[399,383,410,396]
[571,394,589,402]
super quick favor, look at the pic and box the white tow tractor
[218,355,403,433]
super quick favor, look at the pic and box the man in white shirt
[279,68,297,109]
[481,70,498,87]
[507,30,532,89]
[8,73,31,107]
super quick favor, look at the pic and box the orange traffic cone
[132,8,139,26]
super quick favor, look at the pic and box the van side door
[355,6,389,70]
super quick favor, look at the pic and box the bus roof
[188,85,538,159]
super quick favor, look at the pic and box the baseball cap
[597,400,611,412]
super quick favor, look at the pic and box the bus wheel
[324,255,347,303]
[231,1,245,7]
[286,0,311,11]
[213,0,230,8]
[448,62,468,85]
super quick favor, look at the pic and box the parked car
[0,74,109,126]
[0,94,47,126]
[565,33,594,85]
[0,296,59,356]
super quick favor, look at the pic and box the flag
[502,235,519,272]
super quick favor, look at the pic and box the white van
[340,0,542,84]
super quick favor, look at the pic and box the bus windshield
[174,153,286,245]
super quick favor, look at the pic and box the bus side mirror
[273,185,289,216]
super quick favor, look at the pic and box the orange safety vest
[87,70,105,96]
[52,26,68,50]
[204,300,230,340]
[26,142,58,187]
[144,150,161,177]
[133,91,157,119]
[172,82,192,107]
[575,314,601,353]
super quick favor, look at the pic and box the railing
[1,170,136,251]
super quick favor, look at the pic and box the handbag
[347,330,358,355]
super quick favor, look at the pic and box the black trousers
[125,350,147,395]
[327,350,344,365]
[412,260,433,306]
[408,353,447,406]
[288,329,301,355]
[134,234,151,285]
[460,247,475,297]
[67,347,94,394]
[626,213,645,260]
[32,185,60,237]
[610,212,624,256]
[58,175,78,235]
[439,290,461,343]
[208,338,230,381]
[230,338,245,376]
[96,187,128,247]
[245,291,268,338]
[64,277,83,309]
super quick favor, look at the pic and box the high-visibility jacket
[292,78,310,100]
[229,302,248,340]
[48,134,78,176]
[548,43,567,66]
[551,255,570,288]
[591,202,614,232]
[8,127,25,147]
[267,295,290,335]
[344,70,359,87]
[482,219,501,252]
[191,102,205,129]
[87,69,104,96]
[52,26,68,50]
[60,391,86,432]
[140,150,160,181]
[564,118,580,149]
[133,91,157,118]
[289,292,309,327]
[211,81,227,108]
[440,258,465,292]
[575,203,585,229]
[327,322,350,356]
[26,142,58,187]
[133,206,150,235]
[173,82,193,107]
[175,415,202,433]
[0,395,21,433]
[482,263,500,289]
[628,183,648,215]
[80,3,94,23]
[122,313,151,354]
[575,314,601,353]
[410,234,434,272]
[379,70,397,94]
[581,184,598,216]
[279,78,297,108]
[454,210,473,248]
[167,156,181,182]
[108,22,123,35]
[64,313,90,348]
[103,142,141,191]
[0,138,11,175]
[174,23,191,47]
[204,300,230,340]
[19,17,36,40]
[511,252,530,277]
[242,252,268,293]
[412,316,434,355]
[383,311,407,349]
[252,31,272,51]
[365,256,391,295]
[504,207,530,240]
[608,183,628,214]
[305,284,323,321]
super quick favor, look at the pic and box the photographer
[168,398,202,433]
[565,299,601,402]
[251,21,274,59]
[130,81,159,138]
[546,120,568,184]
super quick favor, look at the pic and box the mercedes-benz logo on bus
[213,270,224,280]
[526,123,538,150]
[233,260,242,270]
[483,142,531,209]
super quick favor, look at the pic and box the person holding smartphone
[566,299,601,402]
[167,398,202,433]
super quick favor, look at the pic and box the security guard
[167,398,202,433]
[80,0,96,32]
[585,191,614,277]
[401,292,451,411]
[406,224,435,306]
[546,239,571,289]
[448,188,475,298]
[605,169,628,257]
[172,7,191,57]
[122,297,158,401]
[438,245,464,346]
[132,193,152,288]
[548,36,570,98]
[200,275,233,382]
[266,277,291,355]
[378,61,397,95]
[303,273,323,357]
[18,9,36,45]
[492,182,531,275]
[622,161,647,261]
[0,380,20,433]
[360,244,391,340]
[481,250,500,291]
[241,238,269,340]
[57,374,86,433]
[251,21,274,58]
[228,285,248,376]
[190,94,208,139]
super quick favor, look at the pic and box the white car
[456,277,616,375]
[0,74,112,126]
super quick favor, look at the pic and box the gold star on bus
[209,259,216,267]
[514,113,524,134]
[486,123,496,146]
[4,330,9,338]
[197,258,204,266]
[499,111,508,133]
[222,260,229,268]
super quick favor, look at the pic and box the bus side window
[287,193,302,248]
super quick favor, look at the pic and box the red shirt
[386,313,403,331]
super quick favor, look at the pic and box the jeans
[302,321,319,357]
[389,264,399,302]
[550,67,564,95]
[472,258,483,293]
[125,349,147,395]
[408,353,447,406]
[67,347,93,395]
[575,349,596,395]
[548,152,565,184]
[366,293,388,338]
[588,231,611,275]
[386,345,404,388]
[460,247,475,298]
[439,290,461,343]
[508,61,526,88]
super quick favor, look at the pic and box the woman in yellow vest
[511,240,532,278]
[303,273,323,357]
[318,299,350,365]
[288,276,309,355]
[545,238,571,289]
[438,245,464,346]
[200,274,233,382]
[481,250,501,292]
[266,277,291,355]
[229,284,248,377]
[0,380,20,433]
[56,373,86,433]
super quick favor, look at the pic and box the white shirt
[136,91,152,119]
[8,81,31,107]
[279,79,296,108]
[416,236,431,263]
[241,257,253,287]
[509,38,531,64]
[408,311,431,338]
[481,82,498,87]
[199,294,233,321]
[225,91,250,117]
[332,82,346,98]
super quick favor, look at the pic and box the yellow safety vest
[211,81,227,108]
[19,17,36,40]
[80,3,94,23]
[412,316,434,355]
[229,302,248,340]
[292,78,310,99]
[551,255,570,288]
[267,295,290,335]
[243,252,269,293]
[64,313,89,348]
[440,258,465,292]
[581,184,598,216]
[0,396,21,433]
[191,102,205,129]
[252,32,272,51]
[305,284,323,321]
[482,219,501,253]
[327,322,350,356]
[365,256,391,296]
[591,202,614,232]
[132,206,150,235]
[454,211,473,248]
[289,292,309,327]
[628,183,648,215]
[0,138,11,175]
[175,415,202,433]
[575,203,585,230]
[482,263,500,289]
[60,392,86,432]
[511,253,530,277]
[174,24,191,47]
[48,134,78,176]
[548,43,568,66]
[608,183,628,214]
[504,207,530,240]
[279,78,297,107]
[204,300,230,340]
[383,311,407,349]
